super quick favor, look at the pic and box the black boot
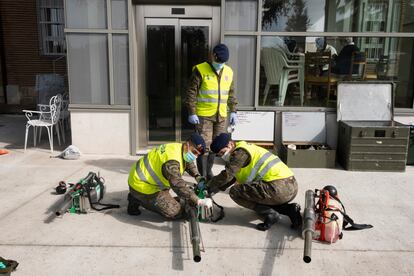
[127,193,141,216]
[206,153,215,181]
[273,203,302,229]
[196,155,207,178]
[254,204,281,231]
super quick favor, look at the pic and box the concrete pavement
[1,114,413,275]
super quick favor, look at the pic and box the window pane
[225,36,256,106]
[66,0,107,29]
[262,0,325,32]
[111,0,127,29]
[67,34,109,104]
[326,0,413,33]
[225,0,257,31]
[259,36,414,108]
[113,35,129,105]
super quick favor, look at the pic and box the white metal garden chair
[37,92,69,144]
[23,94,62,153]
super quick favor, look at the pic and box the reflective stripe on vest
[234,141,293,183]
[128,143,185,194]
[194,62,233,117]
[196,98,228,103]
[199,89,229,96]
[253,157,281,182]
[135,155,166,190]
[245,152,281,183]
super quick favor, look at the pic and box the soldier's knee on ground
[157,198,183,219]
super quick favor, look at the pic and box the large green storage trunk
[337,121,409,171]
[336,82,410,171]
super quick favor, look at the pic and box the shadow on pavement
[259,226,299,276]
[84,158,137,174]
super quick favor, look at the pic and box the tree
[262,0,291,30]
[285,0,310,32]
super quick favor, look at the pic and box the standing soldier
[207,133,302,231]
[127,134,212,219]
[185,43,238,181]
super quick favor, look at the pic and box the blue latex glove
[229,112,238,125]
[188,114,200,125]
[196,176,206,191]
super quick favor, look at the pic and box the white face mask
[221,149,231,162]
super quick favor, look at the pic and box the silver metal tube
[302,190,316,263]
[55,197,72,216]
[189,207,201,262]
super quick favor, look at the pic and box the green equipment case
[280,112,336,168]
[336,82,410,171]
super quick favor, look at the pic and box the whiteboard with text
[231,111,275,141]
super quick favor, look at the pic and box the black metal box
[336,82,410,171]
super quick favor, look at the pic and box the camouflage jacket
[162,160,200,205]
[207,148,250,191]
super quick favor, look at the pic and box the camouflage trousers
[129,188,184,219]
[229,176,298,210]
[195,116,227,150]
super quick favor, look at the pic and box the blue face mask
[212,62,225,72]
[184,151,197,163]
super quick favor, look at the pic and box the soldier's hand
[188,114,200,124]
[229,112,238,125]
[197,198,213,209]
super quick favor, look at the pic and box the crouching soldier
[207,133,302,231]
[127,133,212,219]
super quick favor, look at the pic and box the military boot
[127,193,141,216]
[273,203,302,229]
[254,204,281,231]
[206,153,216,181]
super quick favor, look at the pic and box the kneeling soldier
[127,133,212,219]
[208,133,302,231]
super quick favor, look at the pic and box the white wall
[71,111,130,154]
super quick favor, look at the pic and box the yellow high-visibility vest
[128,143,184,194]
[234,141,293,183]
[195,62,233,117]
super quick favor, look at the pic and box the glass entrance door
[145,19,211,143]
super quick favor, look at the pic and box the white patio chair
[261,47,304,106]
[23,94,62,153]
[37,93,68,144]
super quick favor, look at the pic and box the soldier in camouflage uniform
[185,43,238,180]
[207,133,302,231]
[127,134,212,219]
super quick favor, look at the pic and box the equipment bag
[314,189,344,243]
[82,172,120,211]
[314,186,373,243]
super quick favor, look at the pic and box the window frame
[64,0,131,108]
[222,0,414,112]
[37,0,66,56]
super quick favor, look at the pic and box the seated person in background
[315,37,337,73]
[315,37,337,57]
[332,37,360,75]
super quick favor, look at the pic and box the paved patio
[0,114,413,275]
